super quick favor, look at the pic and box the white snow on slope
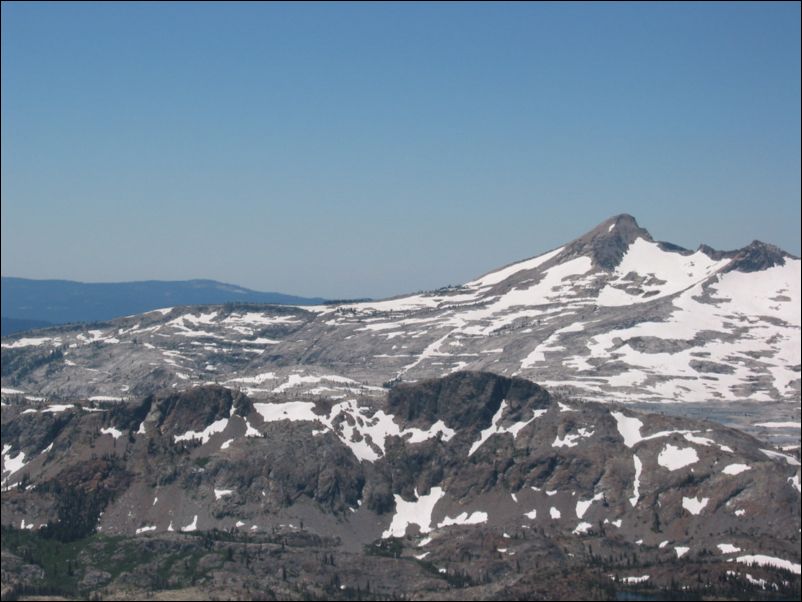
[174,418,229,445]
[466,247,565,288]
[553,427,594,448]
[437,511,488,528]
[583,258,801,403]
[272,374,361,394]
[573,522,593,535]
[489,257,594,311]
[576,492,604,518]
[253,401,319,423]
[181,515,199,532]
[722,463,751,475]
[611,412,645,448]
[658,444,698,470]
[611,412,699,451]
[43,404,74,413]
[382,487,445,538]
[718,544,742,554]
[227,372,277,385]
[469,402,547,456]
[1,337,60,349]
[682,496,709,515]
[597,238,728,307]
[735,555,801,575]
[716,260,801,324]
[761,449,801,466]
[520,321,587,369]
[100,427,123,439]
[630,455,642,507]
[2,450,26,476]
[253,400,455,462]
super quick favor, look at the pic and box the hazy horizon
[2,3,800,299]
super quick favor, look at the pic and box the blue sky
[2,2,800,298]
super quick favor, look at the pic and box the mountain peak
[601,213,652,239]
[724,240,793,273]
[562,214,653,269]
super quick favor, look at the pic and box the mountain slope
[2,215,797,425]
[0,277,327,326]
[1,373,799,599]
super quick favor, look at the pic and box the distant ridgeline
[0,277,327,334]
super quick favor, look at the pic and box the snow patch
[174,418,229,445]
[553,427,594,448]
[576,492,604,518]
[2,336,59,349]
[573,522,592,535]
[437,511,488,528]
[630,455,642,507]
[722,463,751,475]
[682,496,709,515]
[2,450,26,476]
[735,555,801,575]
[181,515,199,532]
[100,427,123,439]
[466,246,564,288]
[1,387,26,394]
[718,544,742,554]
[469,402,547,456]
[382,487,445,538]
[611,412,644,448]
[658,444,698,471]
[761,449,801,466]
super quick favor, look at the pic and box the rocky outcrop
[723,240,794,273]
[561,213,654,269]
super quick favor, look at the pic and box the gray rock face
[561,213,654,269]
[723,240,793,273]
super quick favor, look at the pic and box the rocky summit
[1,215,800,600]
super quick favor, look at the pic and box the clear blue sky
[2,2,800,298]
